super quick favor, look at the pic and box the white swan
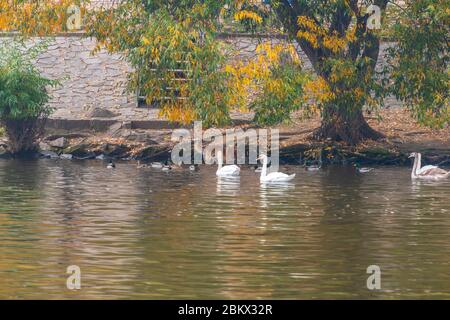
[257,154,295,183]
[216,150,240,177]
[409,152,450,180]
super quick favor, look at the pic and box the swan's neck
[260,158,268,179]
[412,154,420,177]
[417,153,422,172]
[217,151,223,170]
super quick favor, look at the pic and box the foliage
[386,0,449,127]
[0,0,87,35]
[225,41,308,125]
[1,0,448,144]
[251,62,308,125]
[85,1,233,127]
[0,39,58,153]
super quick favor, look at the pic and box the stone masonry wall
[0,34,401,121]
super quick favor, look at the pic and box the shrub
[0,39,58,154]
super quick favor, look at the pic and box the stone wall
[0,35,139,120]
[0,33,402,121]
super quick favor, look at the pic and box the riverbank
[279,108,450,166]
[0,109,449,166]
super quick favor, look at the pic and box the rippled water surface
[0,159,449,299]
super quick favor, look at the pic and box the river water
[0,159,449,299]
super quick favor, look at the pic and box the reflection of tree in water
[213,175,286,299]
[43,161,146,299]
[0,159,148,298]
[313,166,377,297]
[132,168,226,298]
[0,159,49,214]
[133,168,274,299]
[2,160,449,298]
[0,159,52,298]
[313,166,450,297]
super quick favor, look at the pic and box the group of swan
[111,151,449,182]
[216,150,295,183]
[409,152,450,180]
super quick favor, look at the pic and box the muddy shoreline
[1,130,449,168]
[1,109,449,167]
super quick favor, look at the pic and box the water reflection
[216,176,241,196]
[0,160,449,299]
[259,183,295,209]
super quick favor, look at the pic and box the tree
[3,0,448,145]
[269,0,389,143]
[386,0,449,127]
[270,0,448,143]
[0,40,58,154]
[85,0,236,126]
[85,0,448,144]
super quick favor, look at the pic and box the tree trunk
[3,118,44,155]
[314,105,384,145]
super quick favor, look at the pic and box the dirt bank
[1,109,449,166]
[278,109,450,166]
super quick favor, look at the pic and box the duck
[151,162,164,169]
[161,160,173,171]
[189,164,199,171]
[305,163,321,172]
[257,154,295,183]
[216,150,240,177]
[304,153,323,172]
[137,160,148,169]
[409,152,450,180]
[354,163,374,173]
[107,161,116,169]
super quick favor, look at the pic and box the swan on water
[409,152,450,180]
[257,154,295,183]
[254,156,270,173]
[216,150,240,177]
